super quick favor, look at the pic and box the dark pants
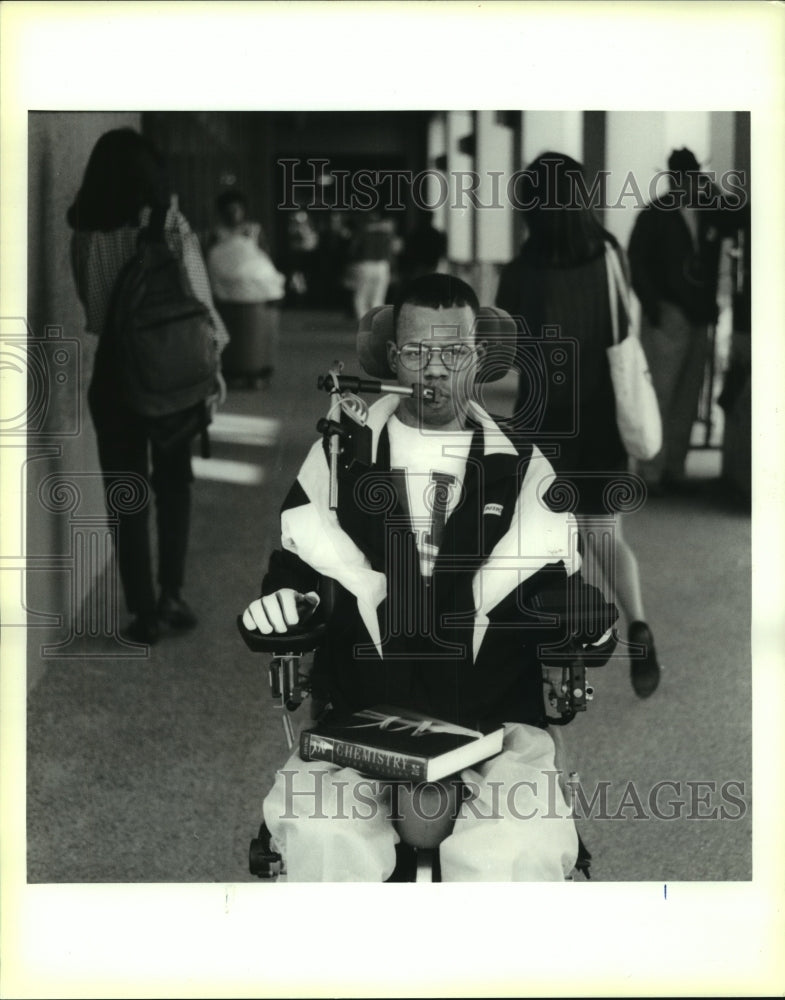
[638,301,709,484]
[88,377,193,620]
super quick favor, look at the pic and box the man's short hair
[393,272,480,335]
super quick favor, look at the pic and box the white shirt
[387,414,473,578]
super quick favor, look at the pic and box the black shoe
[121,615,160,646]
[157,593,198,630]
[628,620,661,698]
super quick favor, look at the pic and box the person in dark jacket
[627,147,726,491]
[399,210,448,281]
[496,151,662,699]
[241,273,617,881]
[345,210,396,319]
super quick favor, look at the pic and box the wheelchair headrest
[357,304,518,384]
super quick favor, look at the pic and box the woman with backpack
[68,127,229,645]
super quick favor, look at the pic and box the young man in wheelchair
[241,272,618,881]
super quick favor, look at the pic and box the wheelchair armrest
[236,615,327,655]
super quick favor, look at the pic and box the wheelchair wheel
[249,823,284,879]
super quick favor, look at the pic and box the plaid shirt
[70,203,230,354]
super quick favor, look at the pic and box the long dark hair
[516,151,617,267]
[66,128,170,232]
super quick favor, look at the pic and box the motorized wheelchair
[237,302,603,882]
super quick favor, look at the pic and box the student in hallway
[627,147,727,495]
[496,151,662,699]
[68,128,228,645]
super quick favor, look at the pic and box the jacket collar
[365,395,519,463]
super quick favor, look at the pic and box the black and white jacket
[261,397,617,730]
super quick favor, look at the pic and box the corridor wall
[24,111,141,691]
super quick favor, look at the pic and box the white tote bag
[605,244,663,462]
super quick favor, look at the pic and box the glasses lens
[398,346,425,370]
[442,345,473,370]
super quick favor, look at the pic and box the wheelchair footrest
[384,842,440,883]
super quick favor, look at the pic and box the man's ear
[474,340,487,363]
[386,340,398,372]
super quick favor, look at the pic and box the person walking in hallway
[68,127,229,644]
[627,147,726,494]
[496,151,661,698]
[345,209,396,320]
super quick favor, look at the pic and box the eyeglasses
[394,342,476,372]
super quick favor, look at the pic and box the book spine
[300,730,428,781]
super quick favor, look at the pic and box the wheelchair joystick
[236,612,325,749]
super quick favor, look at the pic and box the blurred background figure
[344,209,396,320]
[207,189,284,305]
[67,127,229,645]
[207,189,285,387]
[399,210,448,283]
[283,209,320,306]
[208,187,271,253]
[312,210,354,313]
[717,198,751,504]
[627,147,727,495]
[496,151,661,699]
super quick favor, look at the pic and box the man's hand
[242,589,320,635]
